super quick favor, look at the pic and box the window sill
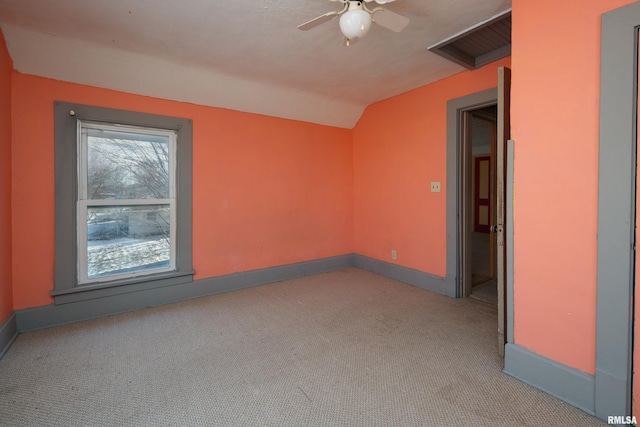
[51,270,195,305]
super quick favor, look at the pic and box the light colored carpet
[0,268,605,426]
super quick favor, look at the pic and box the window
[54,102,193,303]
[78,123,177,283]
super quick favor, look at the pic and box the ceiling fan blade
[364,0,396,4]
[372,8,410,33]
[297,11,339,31]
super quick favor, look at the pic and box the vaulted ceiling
[0,0,511,128]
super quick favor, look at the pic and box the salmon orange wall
[511,0,637,375]
[11,73,353,310]
[353,57,510,276]
[0,29,12,321]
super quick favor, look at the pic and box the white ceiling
[0,0,511,128]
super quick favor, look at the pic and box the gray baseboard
[353,254,449,296]
[15,254,451,332]
[503,343,595,415]
[0,312,18,359]
[16,254,355,332]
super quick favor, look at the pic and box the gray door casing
[596,1,640,419]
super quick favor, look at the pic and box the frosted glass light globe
[339,9,372,41]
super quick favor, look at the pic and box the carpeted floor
[0,268,605,426]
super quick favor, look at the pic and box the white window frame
[76,121,178,284]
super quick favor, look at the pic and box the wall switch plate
[391,249,397,260]
[430,182,441,192]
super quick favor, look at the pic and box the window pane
[86,129,170,200]
[86,205,171,279]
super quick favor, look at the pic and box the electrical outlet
[430,182,441,192]
[391,249,397,260]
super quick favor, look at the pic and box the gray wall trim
[596,3,640,420]
[503,343,595,415]
[53,101,193,302]
[506,139,515,344]
[0,312,17,359]
[446,88,498,298]
[52,271,195,305]
[353,254,449,296]
[15,254,355,332]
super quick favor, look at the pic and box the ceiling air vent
[427,9,511,70]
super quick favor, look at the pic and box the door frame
[445,88,514,343]
[446,89,496,298]
[461,112,496,299]
[595,2,639,419]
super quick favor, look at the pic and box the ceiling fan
[298,0,410,46]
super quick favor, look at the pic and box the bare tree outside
[87,132,170,199]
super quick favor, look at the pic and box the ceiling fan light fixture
[298,0,409,45]
[339,9,372,41]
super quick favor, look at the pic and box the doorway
[445,67,511,358]
[466,107,498,306]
